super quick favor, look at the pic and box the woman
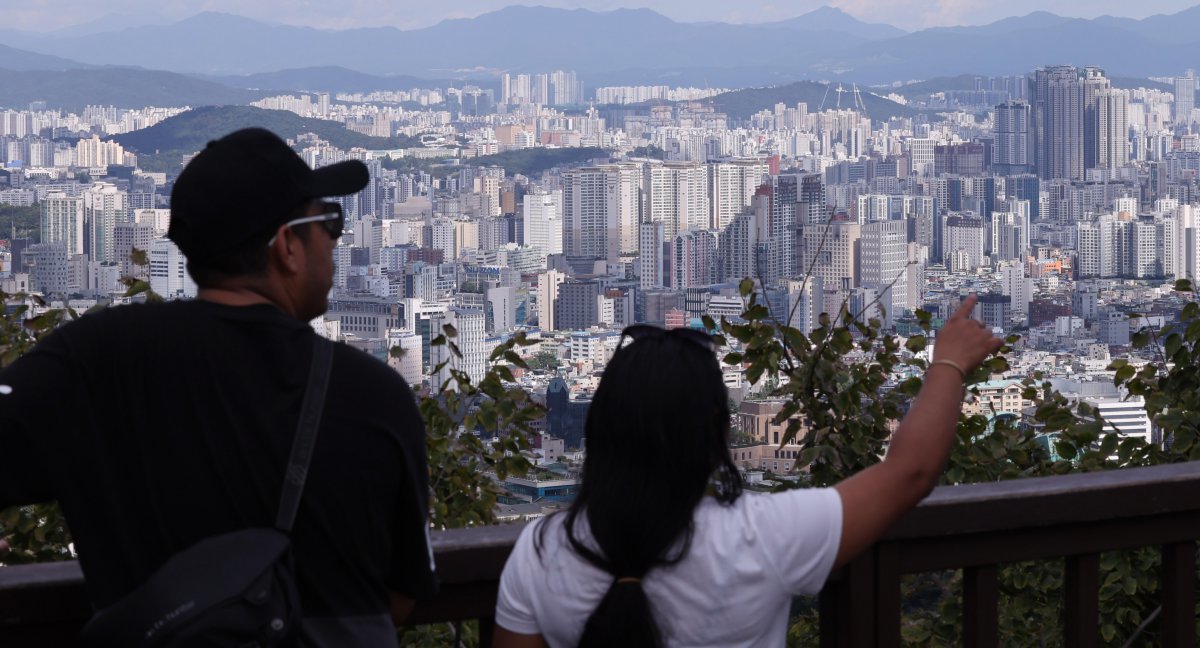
[495,295,1002,647]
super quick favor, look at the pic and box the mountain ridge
[3,6,1200,85]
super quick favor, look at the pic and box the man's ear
[268,226,305,275]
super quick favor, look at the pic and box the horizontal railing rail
[3,462,1199,647]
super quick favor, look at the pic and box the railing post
[1160,542,1196,648]
[874,544,902,648]
[963,564,999,648]
[834,551,876,648]
[1063,553,1099,648]
[478,616,496,648]
[819,580,842,648]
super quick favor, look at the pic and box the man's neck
[197,286,282,311]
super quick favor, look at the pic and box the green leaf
[1130,329,1150,348]
[738,278,754,296]
[905,336,927,353]
[123,280,152,297]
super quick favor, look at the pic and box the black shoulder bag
[81,337,334,647]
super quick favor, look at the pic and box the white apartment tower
[638,221,666,289]
[536,269,566,331]
[643,161,709,240]
[84,182,126,263]
[41,192,85,256]
[802,220,860,307]
[1176,70,1196,125]
[562,164,640,261]
[858,220,908,326]
[523,191,563,256]
[708,159,769,231]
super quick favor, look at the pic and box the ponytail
[577,578,660,648]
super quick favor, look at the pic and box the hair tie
[616,577,641,585]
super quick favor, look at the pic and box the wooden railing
[2,462,1198,647]
[820,461,1200,647]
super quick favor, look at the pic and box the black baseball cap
[168,127,369,262]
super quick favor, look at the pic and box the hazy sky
[5,0,1200,32]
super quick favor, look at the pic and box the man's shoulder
[330,342,405,383]
[52,301,184,344]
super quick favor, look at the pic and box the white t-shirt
[495,487,843,648]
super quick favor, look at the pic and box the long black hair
[540,325,743,647]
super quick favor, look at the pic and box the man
[0,128,436,644]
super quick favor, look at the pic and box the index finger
[950,294,979,321]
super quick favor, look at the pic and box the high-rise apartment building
[990,199,1031,262]
[1176,70,1196,126]
[803,220,860,299]
[643,161,709,240]
[907,138,936,176]
[708,159,769,230]
[945,215,986,271]
[1030,66,1128,180]
[555,280,601,331]
[1031,65,1085,181]
[994,100,1030,174]
[25,242,73,296]
[638,221,666,289]
[798,173,827,226]
[83,182,126,263]
[562,164,639,261]
[719,194,770,283]
[535,269,565,331]
[40,192,84,256]
[669,230,718,289]
[523,191,563,256]
[1095,89,1130,171]
[858,219,908,326]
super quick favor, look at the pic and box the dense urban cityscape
[1,6,1198,516]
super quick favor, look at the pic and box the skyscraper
[1175,70,1196,126]
[993,100,1030,175]
[708,159,769,230]
[669,230,718,289]
[643,161,709,241]
[719,193,770,283]
[522,191,563,256]
[1081,67,1111,174]
[1095,88,1130,171]
[536,269,565,331]
[638,221,666,289]
[40,192,84,256]
[858,219,908,327]
[562,164,640,261]
[83,182,125,263]
[1031,65,1084,181]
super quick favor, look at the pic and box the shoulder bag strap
[275,336,334,532]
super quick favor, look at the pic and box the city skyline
[5,0,1200,33]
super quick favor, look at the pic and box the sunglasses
[267,202,344,246]
[617,324,717,353]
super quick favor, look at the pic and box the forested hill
[109,105,420,172]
